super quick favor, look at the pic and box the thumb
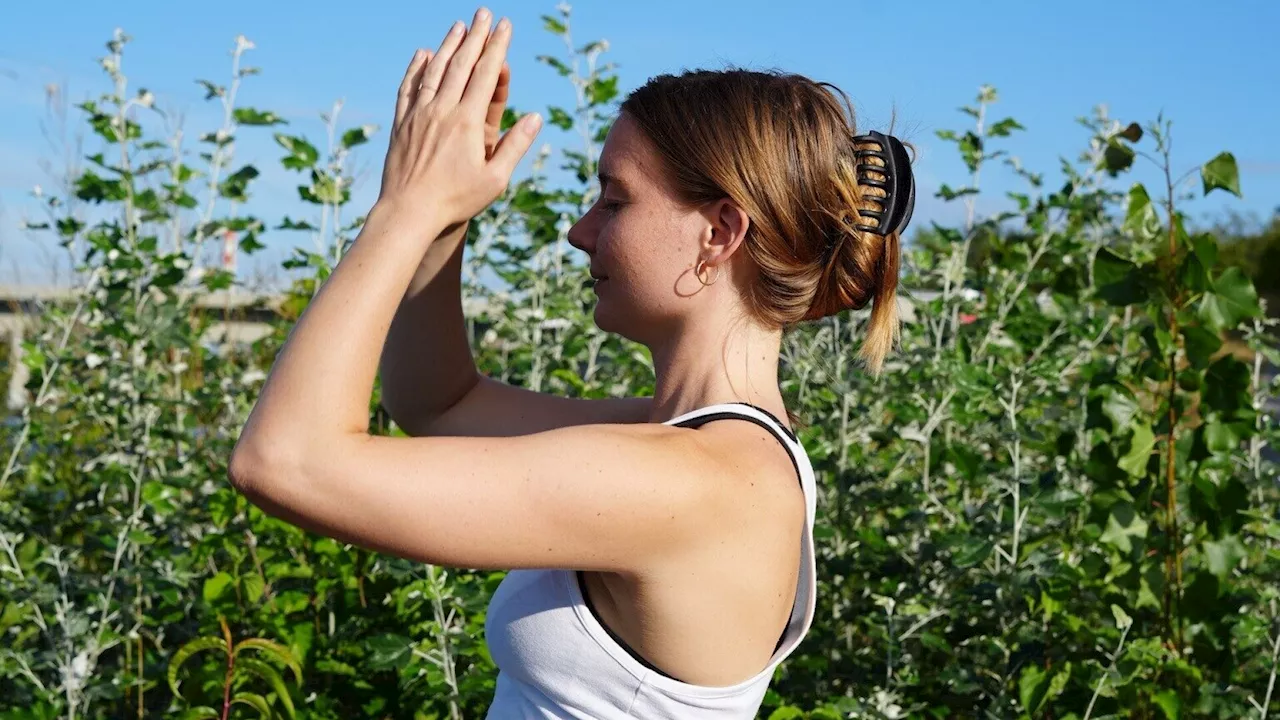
[489,112,542,180]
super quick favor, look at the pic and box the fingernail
[524,113,542,134]
[413,48,425,61]
[476,7,491,22]
[496,17,511,32]
[450,21,464,35]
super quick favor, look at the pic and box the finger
[485,62,510,131]
[394,48,432,133]
[436,7,495,107]
[463,16,511,114]
[418,21,467,107]
[490,112,542,181]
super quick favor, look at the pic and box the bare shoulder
[670,417,798,530]
[407,374,653,437]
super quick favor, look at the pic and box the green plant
[1,5,1276,719]
[167,616,302,720]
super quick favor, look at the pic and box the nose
[566,210,597,254]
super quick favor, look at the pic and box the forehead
[598,113,668,193]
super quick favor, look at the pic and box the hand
[377,8,542,232]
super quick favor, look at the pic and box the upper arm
[230,422,764,574]
[400,373,654,437]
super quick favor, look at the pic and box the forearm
[235,203,446,464]
[378,219,481,434]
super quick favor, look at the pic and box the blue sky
[2,0,1278,285]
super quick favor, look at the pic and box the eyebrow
[597,170,625,192]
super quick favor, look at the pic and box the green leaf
[1093,247,1147,305]
[952,538,994,568]
[536,55,572,77]
[278,216,316,231]
[236,658,295,719]
[1181,325,1221,369]
[218,164,260,202]
[316,658,357,676]
[1152,689,1181,719]
[541,14,567,34]
[341,124,377,149]
[1203,355,1252,414]
[587,76,620,106]
[1123,184,1161,241]
[274,134,319,170]
[235,638,303,685]
[1204,420,1240,454]
[366,633,414,671]
[202,572,234,603]
[176,708,220,720]
[1118,122,1143,142]
[1019,665,1052,715]
[230,692,272,719]
[986,117,1025,137]
[1110,604,1133,630]
[1102,139,1135,175]
[244,573,265,604]
[1117,423,1155,477]
[1177,251,1210,292]
[195,79,225,99]
[1202,535,1246,578]
[1099,385,1141,432]
[936,184,980,201]
[1197,267,1261,331]
[1191,233,1218,267]
[767,708,805,720]
[1100,503,1147,553]
[547,106,574,131]
[167,636,228,695]
[234,107,286,126]
[1200,151,1241,197]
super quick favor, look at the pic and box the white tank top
[483,402,819,719]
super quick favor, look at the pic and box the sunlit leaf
[1200,152,1241,197]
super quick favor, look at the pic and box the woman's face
[567,112,714,343]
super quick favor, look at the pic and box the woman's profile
[229,7,913,717]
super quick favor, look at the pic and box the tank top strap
[664,402,802,478]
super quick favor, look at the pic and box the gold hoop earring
[695,258,721,287]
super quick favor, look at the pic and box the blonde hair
[620,68,905,377]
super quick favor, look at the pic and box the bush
[2,7,1277,719]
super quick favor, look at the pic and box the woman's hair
[620,68,905,380]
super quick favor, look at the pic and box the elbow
[228,434,300,501]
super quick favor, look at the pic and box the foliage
[2,6,1277,719]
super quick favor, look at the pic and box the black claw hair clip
[851,130,916,236]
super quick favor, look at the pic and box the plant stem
[1161,137,1184,651]
[220,617,234,720]
[1258,620,1280,718]
[1083,622,1132,720]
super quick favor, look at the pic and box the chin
[592,302,619,335]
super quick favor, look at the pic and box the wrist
[365,199,450,248]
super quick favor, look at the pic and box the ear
[701,197,751,266]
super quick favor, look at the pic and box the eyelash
[598,198,623,212]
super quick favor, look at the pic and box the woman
[230,7,914,718]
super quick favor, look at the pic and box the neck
[646,311,785,424]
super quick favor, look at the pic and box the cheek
[598,204,691,297]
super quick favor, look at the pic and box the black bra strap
[578,403,802,682]
[673,404,801,485]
